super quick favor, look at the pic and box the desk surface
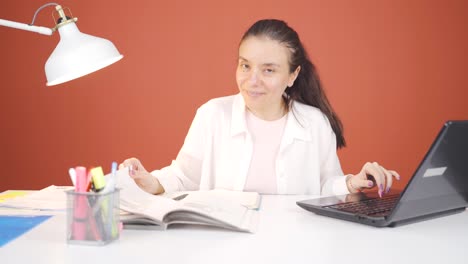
[1,195,467,264]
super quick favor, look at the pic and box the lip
[245,90,264,97]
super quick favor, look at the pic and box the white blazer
[153,93,349,196]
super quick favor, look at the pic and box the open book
[114,169,260,233]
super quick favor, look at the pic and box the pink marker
[72,194,88,240]
[72,166,88,240]
[75,166,87,192]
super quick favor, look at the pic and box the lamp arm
[0,2,61,36]
[0,18,53,35]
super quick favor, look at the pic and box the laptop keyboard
[325,194,399,217]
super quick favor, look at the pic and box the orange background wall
[1,0,467,191]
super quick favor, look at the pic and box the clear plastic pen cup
[65,189,120,246]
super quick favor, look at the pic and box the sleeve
[319,119,350,196]
[151,103,213,193]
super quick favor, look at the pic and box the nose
[247,69,259,85]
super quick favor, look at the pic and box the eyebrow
[238,56,281,68]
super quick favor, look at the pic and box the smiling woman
[236,37,300,120]
[119,19,399,197]
[236,36,300,121]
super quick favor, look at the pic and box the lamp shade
[45,21,123,86]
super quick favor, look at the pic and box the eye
[239,64,250,71]
[264,68,275,74]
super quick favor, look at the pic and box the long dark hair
[240,19,346,148]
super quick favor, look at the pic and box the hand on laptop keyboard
[347,162,400,197]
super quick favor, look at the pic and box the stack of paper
[0,185,73,211]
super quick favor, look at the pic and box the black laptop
[297,120,468,227]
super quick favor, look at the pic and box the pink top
[243,110,287,194]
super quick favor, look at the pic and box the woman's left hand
[347,162,400,197]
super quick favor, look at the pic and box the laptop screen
[389,121,468,223]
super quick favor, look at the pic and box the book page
[115,169,179,222]
[177,197,255,231]
[169,189,261,210]
[164,191,260,232]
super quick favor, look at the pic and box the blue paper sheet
[0,215,52,247]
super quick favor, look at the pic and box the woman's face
[236,36,299,120]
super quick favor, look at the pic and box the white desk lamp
[0,3,123,86]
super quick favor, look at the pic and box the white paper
[0,185,73,211]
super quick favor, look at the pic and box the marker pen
[75,166,87,192]
[112,161,118,175]
[72,166,88,240]
[71,194,88,240]
[101,163,116,193]
[90,166,112,239]
[86,171,93,192]
[109,162,118,238]
[90,167,106,192]
[68,168,76,187]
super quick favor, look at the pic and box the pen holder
[65,189,120,246]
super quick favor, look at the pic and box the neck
[247,102,288,121]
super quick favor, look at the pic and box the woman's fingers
[383,170,393,194]
[351,176,374,190]
[357,162,401,197]
[377,164,392,193]
[119,157,140,168]
[390,170,401,181]
[379,166,401,194]
[361,162,386,197]
[117,158,163,194]
[118,158,147,178]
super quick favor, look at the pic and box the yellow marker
[90,166,106,192]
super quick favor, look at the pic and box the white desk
[1,195,467,264]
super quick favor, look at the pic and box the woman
[119,19,399,197]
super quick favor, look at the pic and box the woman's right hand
[118,157,165,195]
